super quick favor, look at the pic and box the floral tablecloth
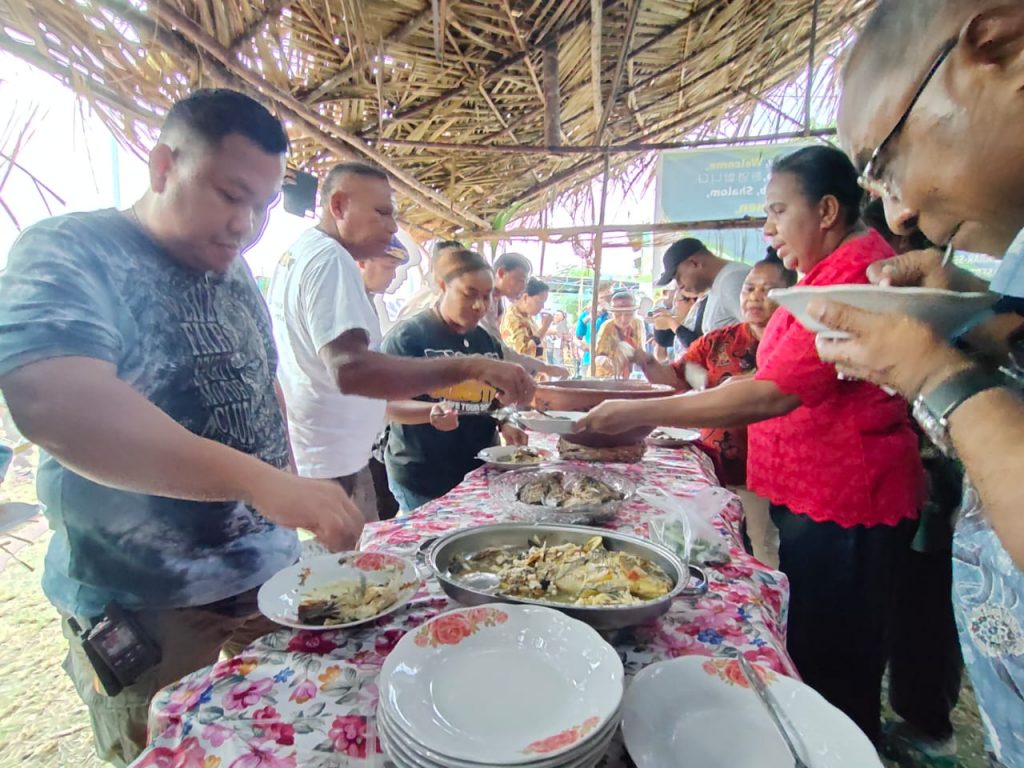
[134,442,791,768]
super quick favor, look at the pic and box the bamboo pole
[805,0,821,134]
[542,39,561,147]
[590,0,602,126]
[369,127,836,155]
[595,0,643,143]
[464,216,766,241]
[588,154,611,377]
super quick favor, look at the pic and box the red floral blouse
[746,229,924,528]
[672,322,758,485]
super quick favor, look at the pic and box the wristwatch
[912,366,1005,455]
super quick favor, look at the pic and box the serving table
[132,439,791,768]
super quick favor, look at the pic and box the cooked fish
[452,535,672,607]
[515,471,624,509]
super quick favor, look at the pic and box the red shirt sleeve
[671,332,713,381]
[755,317,838,408]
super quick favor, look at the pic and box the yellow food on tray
[297,579,399,626]
[451,536,672,606]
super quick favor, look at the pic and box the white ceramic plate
[516,410,586,435]
[378,704,619,768]
[622,656,882,768]
[769,284,997,339]
[257,552,420,631]
[476,445,554,471]
[646,427,702,447]
[379,604,622,765]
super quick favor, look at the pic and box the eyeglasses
[857,37,958,200]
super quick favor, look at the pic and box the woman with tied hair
[383,249,528,512]
[578,145,925,743]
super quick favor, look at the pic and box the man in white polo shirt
[269,163,532,520]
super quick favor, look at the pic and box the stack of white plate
[378,604,623,768]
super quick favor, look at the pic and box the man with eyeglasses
[811,3,1024,765]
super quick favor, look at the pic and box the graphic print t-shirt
[0,210,298,617]
[382,310,502,498]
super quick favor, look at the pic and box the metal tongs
[735,654,810,768]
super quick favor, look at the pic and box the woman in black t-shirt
[383,250,529,512]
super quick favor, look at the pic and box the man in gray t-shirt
[0,90,363,765]
[655,238,751,335]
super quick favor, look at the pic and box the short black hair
[756,247,798,287]
[524,277,549,297]
[436,249,492,284]
[494,252,532,275]
[322,162,390,198]
[432,239,464,257]
[771,145,863,227]
[160,89,288,154]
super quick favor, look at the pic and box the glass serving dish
[489,466,636,525]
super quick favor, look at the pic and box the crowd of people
[0,1,1022,765]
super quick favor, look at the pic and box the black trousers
[770,504,916,744]
[888,546,963,740]
[368,456,399,521]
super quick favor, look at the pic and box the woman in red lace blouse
[578,146,924,743]
[636,253,796,486]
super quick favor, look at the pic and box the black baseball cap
[655,238,708,286]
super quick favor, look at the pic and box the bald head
[840,0,988,167]
[839,0,1024,255]
[319,161,397,257]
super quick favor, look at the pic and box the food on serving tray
[556,439,646,464]
[449,535,672,606]
[505,446,545,464]
[515,471,624,507]
[649,429,686,442]
[297,578,399,626]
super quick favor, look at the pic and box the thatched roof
[0,0,875,238]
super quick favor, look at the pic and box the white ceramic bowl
[515,410,586,435]
[769,284,997,339]
[257,552,419,631]
[646,427,702,447]
[476,445,554,471]
[379,604,622,765]
[622,656,882,768]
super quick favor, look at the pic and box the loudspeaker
[282,168,317,218]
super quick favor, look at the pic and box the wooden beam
[431,0,447,61]
[804,0,821,133]
[596,0,643,143]
[463,216,768,241]
[542,39,560,147]
[369,127,836,155]
[590,0,602,125]
[129,0,488,230]
[588,154,611,376]
[227,0,290,51]
[302,5,432,104]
